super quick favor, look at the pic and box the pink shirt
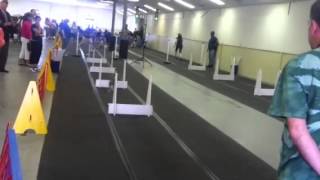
[21,20,32,40]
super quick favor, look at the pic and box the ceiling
[90,0,309,13]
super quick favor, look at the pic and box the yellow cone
[13,81,48,135]
[37,51,56,92]
[46,51,56,92]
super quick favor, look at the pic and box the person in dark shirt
[207,31,219,69]
[59,19,71,49]
[29,15,43,72]
[175,33,183,58]
[0,0,12,73]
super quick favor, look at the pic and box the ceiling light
[117,10,134,16]
[34,0,109,9]
[209,0,225,6]
[99,0,113,4]
[128,8,136,14]
[158,2,174,11]
[174,0,195,9]
[144,4,156,12]
[117,10,123,15]
[138,8,148,14]
[128,0,139,2]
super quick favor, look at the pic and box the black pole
[122,0,127,31]
[111,0,117,34]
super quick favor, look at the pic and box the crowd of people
[0,0,147,74]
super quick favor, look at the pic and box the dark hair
[211,31,215,36]
[35,16,41,21]
[311,0,320,25]
[23,13,32,21]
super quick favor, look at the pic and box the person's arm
[288,118,320,175]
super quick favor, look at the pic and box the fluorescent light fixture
[209,0,225,6]
[174,0,195,9]
[117,10,124,15]
[158,2,174,11]
[117,10,134,16]
[128,0,139,2]
[128,8,136,14]
[34,0,109,9]
[144,4,156,12]
[99,0,113,4]
[138,8,148,14]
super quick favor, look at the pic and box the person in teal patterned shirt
[268,1,320,179]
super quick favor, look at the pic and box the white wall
[146,0,314,55]
[8,0,136,32]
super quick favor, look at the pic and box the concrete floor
[127,54,283,169]
[0,40,54,180]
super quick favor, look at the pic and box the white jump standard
[89,46,115,74]
[95,57,127,89]
[254,69,281,96]
[188,44,206,71]
[108,73,153,117]
[116,61,128,89]
[163,39,172,64]
[213,57,236,81]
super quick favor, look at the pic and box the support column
[122,0,127,31]
[111,0,117,34]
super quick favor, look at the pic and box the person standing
[207,31,219,69]
[268,1,320,179]
[18,13,32,65]
[59,19,71,50]
[29,16,43,72]
[175,33,183,58]
[0,0,12,73]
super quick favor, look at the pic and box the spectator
[18,13,32,66]
[59,19,71,50]
[50,19,58,38]
[175,33,183,58]
[0,0,13,73]
[30,9,37,21]
[71,21,77,40]
[29,16,43,72]
[44,17,50,39]
[207,31,219,69]
[268,0,320,179]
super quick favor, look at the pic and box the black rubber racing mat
[90,54,277,180]
[37,57,130,180]
[130,48,273,115]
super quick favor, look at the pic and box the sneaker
[30,67,39,72]
[0,69,9,73]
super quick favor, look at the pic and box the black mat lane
[130,48,273,115]
[102,59,277,180]
[90,74,214,180]
[37,57,129,180]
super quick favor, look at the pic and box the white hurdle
[254,69,281,96]
[95,51,110,88]
[117,60,128,89]
[188,44,206,71]
[163,39,172,64]
[114,35,119,59]
[90,46,115,74]
[86,43,108,64]
[76,32,80,56]
[213,57,236,81]
[108,73,153,116]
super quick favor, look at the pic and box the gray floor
[0,40,54,180]
[127,53,283,168]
